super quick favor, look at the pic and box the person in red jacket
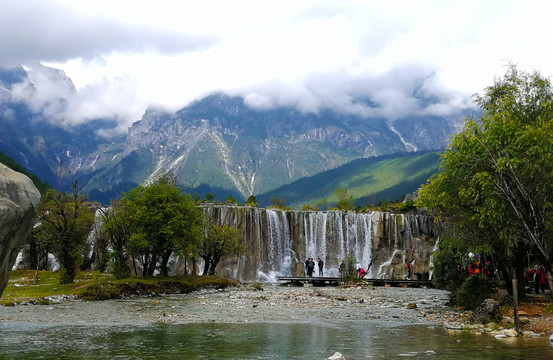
[535,265,548,294]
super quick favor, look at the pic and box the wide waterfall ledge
[198,205,439,282]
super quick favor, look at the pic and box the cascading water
[201,205,439,282]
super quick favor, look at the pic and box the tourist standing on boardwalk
[306,258,315,277]
[318,258,324,277]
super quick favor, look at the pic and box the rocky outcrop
[470,298,500,324]
[0,164,41,297]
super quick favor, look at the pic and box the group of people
[526,265,549,294]
[305,257,324,277]
[337,260,367,278]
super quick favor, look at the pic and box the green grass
[1,270,240,305]
[257,151,441,209]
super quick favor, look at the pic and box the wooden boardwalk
[278,276,433,288]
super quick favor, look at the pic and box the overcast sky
[1,0,552,130]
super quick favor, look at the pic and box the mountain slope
[1,65,462,205]
[256,151,441,208]
[81,94,461,203]
[0,150,51,195]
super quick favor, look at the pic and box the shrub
[432,236,470,290]
[245,195,258,207]
[225,195,238,204]
[80,281,122,301]
[301,204,318,211]
[453,275,494,309]
[339,255,358,283]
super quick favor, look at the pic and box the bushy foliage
[199,224,243,275]
[118,176,204,276]
[301,204,318,211]
[418,65,553,294]
[453,275,494,309]
[37,185,95,284]
[245,195,258,206]
[339,255,358,282]
[225,194,238,204]
[432,236,470,290]
[269,196,290,210]
[334,188,354,211]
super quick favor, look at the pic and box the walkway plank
[278,276,433,287]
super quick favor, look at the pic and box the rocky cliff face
[0,164,41,297]
[82,94,463,203]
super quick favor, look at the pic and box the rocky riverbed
[0,282,550,342]
[0,283,453,326]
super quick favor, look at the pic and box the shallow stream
[0,286,551,359]
[0,321,551,359]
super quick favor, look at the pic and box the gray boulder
[470,298,500,324]
[0,164,41,297]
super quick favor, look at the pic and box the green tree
[98,199,134,279]
[199,224,243,275]
[37,183,95,284]
[301,203,318,211]
[245,195,258,206]
[123,176,204,276]
[205,193,215,202]
[339,255,358,282]
[270,196,288,210]
[418,65,553,293]
[225,194,238,205]
[334,188,354,211]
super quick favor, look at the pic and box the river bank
[0,284,451,325]
[0,282,551,340]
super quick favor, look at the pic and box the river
[0,285,551,359]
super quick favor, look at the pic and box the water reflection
[0,322,551,359]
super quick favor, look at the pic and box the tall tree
[38,180,95,284]
[98,199,134,279]
[334,188,354,211]
[199,224,243,276]
[123,176,204,276]
[418,65,553,292]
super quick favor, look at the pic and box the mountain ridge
[0,65,463,204]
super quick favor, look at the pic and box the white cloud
[2,0,553,130]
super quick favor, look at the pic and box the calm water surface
[0,322,551,359]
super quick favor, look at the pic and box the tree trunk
[498,262,512,295]
[515,262,527,301]
[210,254,222,276]
[202,257,210,276]
[192,257,197,275]
[160,253,170,277]
[147,258,157,276]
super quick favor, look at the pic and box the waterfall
[201,205,439,282]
